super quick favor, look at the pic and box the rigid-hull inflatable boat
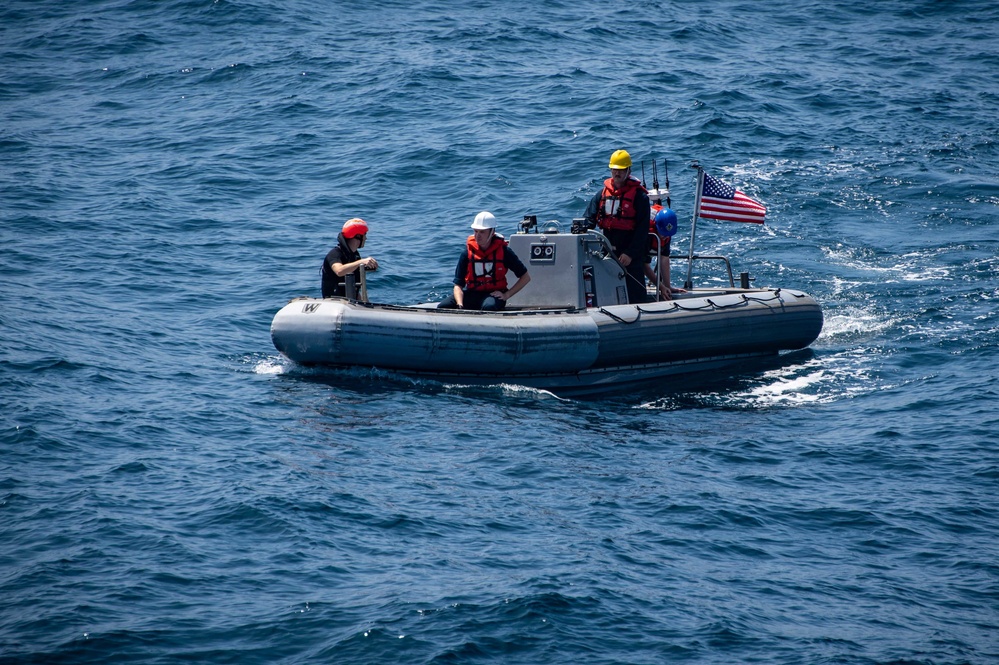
[271,227,823,393]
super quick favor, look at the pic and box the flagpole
[685,165,704,290]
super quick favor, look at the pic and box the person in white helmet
[437,211,531,311]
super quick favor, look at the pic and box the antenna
[663,159,671,208]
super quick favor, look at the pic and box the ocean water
[2,0,998,663]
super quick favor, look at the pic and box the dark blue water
[3,1,998,663]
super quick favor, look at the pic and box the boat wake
[253,356,290,375]
[819,302,898,340]
[729,347,899,407]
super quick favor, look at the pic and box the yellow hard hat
[608,149,632,170]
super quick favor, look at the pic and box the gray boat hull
[270,288,823,392]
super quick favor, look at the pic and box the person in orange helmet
[321,218,379,298]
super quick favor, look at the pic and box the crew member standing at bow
[584,149,651,304]
[437,211,531,311]
[321,217,378,298]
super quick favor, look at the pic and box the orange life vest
[648,202,672,255]
[649,203,663,233]
[465,234,508,292]
[597,176,646,231]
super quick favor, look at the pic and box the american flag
[697,172,766,224]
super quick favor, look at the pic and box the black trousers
[437,289,507,311]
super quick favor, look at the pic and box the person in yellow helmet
[583,149,651,304]
[321,218,379,298]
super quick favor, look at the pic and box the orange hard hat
[342,218,368,239]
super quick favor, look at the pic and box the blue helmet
[654,208,678,237]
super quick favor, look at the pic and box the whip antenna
[663,159,672,208]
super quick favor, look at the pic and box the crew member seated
[437,211,531,311]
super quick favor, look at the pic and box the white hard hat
[470,211,497,230]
